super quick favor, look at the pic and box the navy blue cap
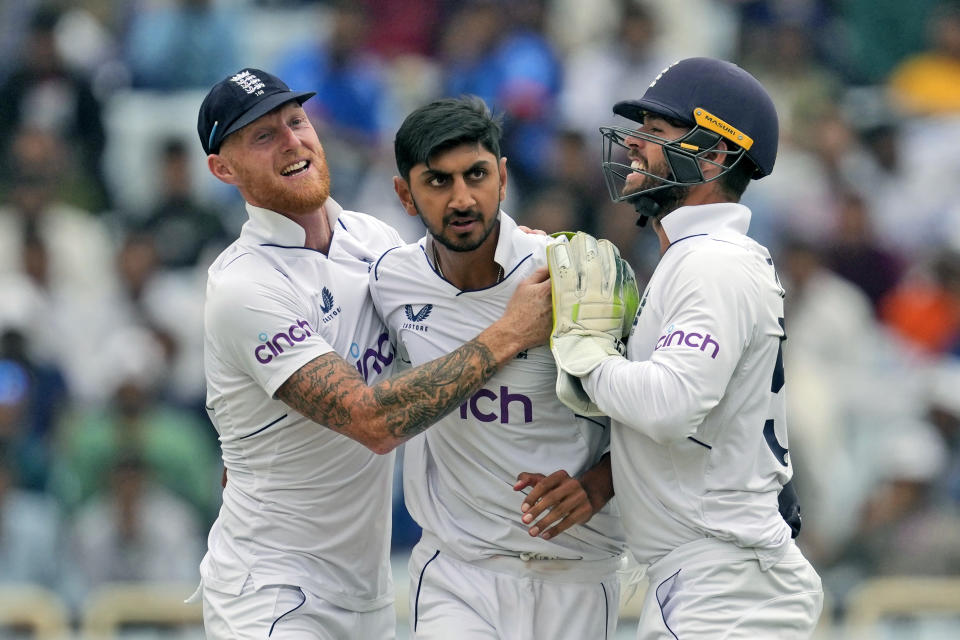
[613,57,779,178]
[197,68,315,155]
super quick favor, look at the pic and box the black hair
[394,96,503,180]
[716,152,754,201]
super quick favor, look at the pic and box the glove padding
[547,232,639,415]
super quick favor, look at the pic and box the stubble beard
[623,159,689,217]
[417,201,501,253]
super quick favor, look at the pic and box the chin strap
[632,195,661,227]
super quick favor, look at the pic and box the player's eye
[427,175,448,187]
[468,168,488,180]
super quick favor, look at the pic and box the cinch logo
[654,325,720,359]
[254,319,313,364]
[230,70,265,96]
[319,287,341,323]
[459,386,533,424]
[355,332,394,382]
[401,304,432,333]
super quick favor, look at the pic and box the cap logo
[230,70,266,96]
[693,108,754,150]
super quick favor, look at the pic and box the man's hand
[514,470,596,540]
[501,266,553,350]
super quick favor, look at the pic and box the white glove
[547,232,639,415]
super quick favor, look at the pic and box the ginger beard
[230,145,332,215]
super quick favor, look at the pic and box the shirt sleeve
[583,249,752,445]
[207,264,334,397]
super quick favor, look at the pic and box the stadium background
[2,0,960,638]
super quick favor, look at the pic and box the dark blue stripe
[414,550,441,632]
[268,587,306,636]
[454,253,535,296]
[239,414,287,439]
[373,245,403,281]
[259,243,328,255]
[601,582,610,639]
[663,233,708,255]
[338,218,348,231]
[222,252,252,269]
[273,267,290,281]
[657,569,681,640]
[688,436,712,449]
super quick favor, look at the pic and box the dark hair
[716,152,755,201]
[394,96,503,180]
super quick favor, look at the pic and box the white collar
[659,202,751,244]
[242,197,344,246]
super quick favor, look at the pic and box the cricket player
[194,69,551,639]
[548,57,824,639]
[369,96,626,639]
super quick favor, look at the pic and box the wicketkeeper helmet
[600,57,779,213]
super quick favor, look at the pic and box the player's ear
[498,156,508,202]
[208,153,238,186]
[393,176,418,217]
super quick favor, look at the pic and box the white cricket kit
[201,199,402,616]
[584,203,822,637]
[370,213,625,638]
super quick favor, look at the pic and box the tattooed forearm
[374,338,498,438]
[276,338,499,450]
[276,352,356,430]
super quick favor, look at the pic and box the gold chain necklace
[432,241,503,283]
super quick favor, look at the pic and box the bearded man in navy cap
[193,68,551,639]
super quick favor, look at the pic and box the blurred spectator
[359,0,443,58]
[833,421,960,577]
[0,5,109,210]
[137,138,229,270]
[559,1,671,146]
[777,237,898,565]
[441,0,562,201]
[125,0,239,90]
[740,13,844,148]
[277,0,391,202]
[0,440,62,590]
[0,129,116,300]
[0,330,68,491]
[838,0,941,83]
[880,249,960,355]
[887,1,960,115]
[63,453,203,607]
[824,191,906,312]
[50,327,218,520]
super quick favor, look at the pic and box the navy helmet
[600,57,779,213]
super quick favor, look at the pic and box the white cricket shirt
[370,213,624,567]
[202,199,402,611]
[584,203,794,570]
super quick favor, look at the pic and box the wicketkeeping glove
[547,232,639,415]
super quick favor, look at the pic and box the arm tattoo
[375,337,497,438]
[276,337,498,442]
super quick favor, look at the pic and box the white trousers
[634,538,823,640]
[200,576,395,640]
[408,540,621,640]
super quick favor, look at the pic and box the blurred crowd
[2,0,960,627]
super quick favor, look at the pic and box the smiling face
[209,101,330,215]
[621,114,689,196]
[395,142,506,253]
